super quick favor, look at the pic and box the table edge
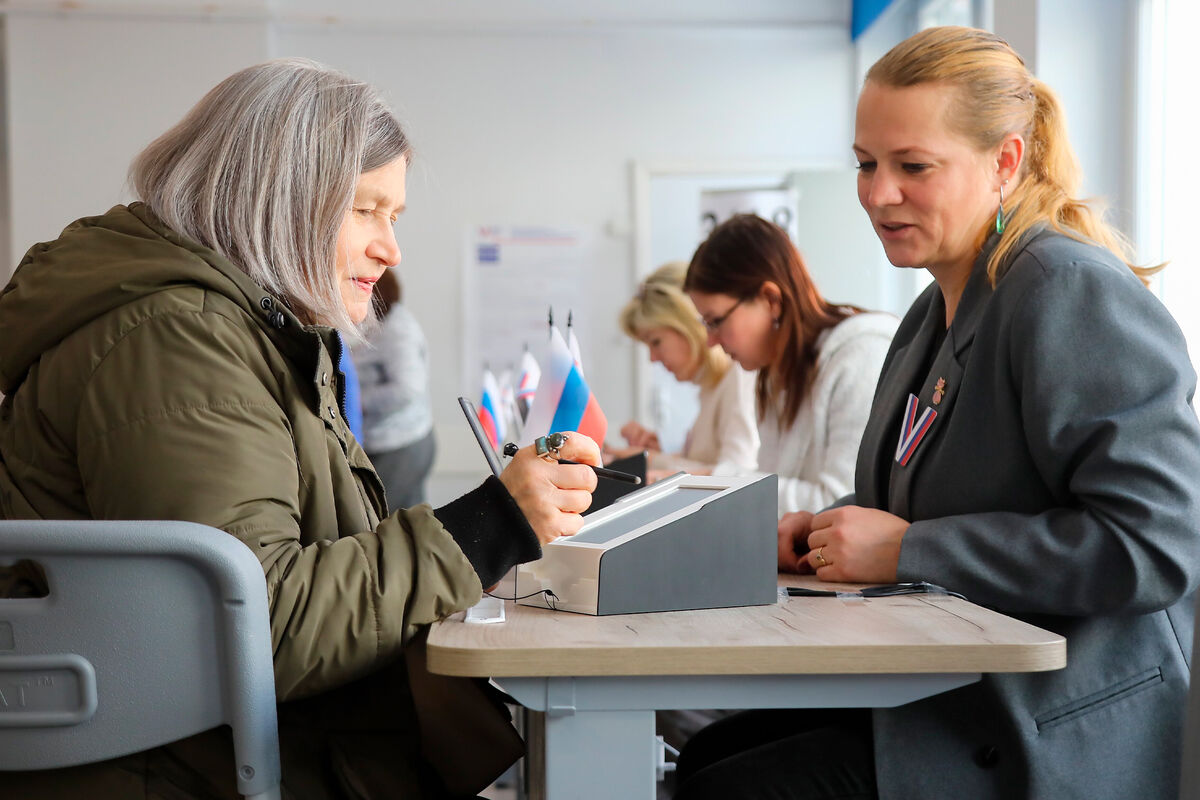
[426,637,1067,678]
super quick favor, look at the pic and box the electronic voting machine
[516,472,778,615]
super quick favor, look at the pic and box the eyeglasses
[699,297,746,333]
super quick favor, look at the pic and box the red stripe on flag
[479,407,499,450]
[576,394,607,447]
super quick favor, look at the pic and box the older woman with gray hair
[0,58,599,799]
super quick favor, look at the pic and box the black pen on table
[501,442,641,484]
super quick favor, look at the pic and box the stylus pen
[457,396,504,478]
[501,442,642,485]
[557,458,642,485]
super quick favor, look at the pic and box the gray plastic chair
[0,519,281,800]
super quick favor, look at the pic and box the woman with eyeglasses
[683,214,897,518]
[613,261,759,482]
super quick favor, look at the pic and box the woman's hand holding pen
[500,434,601,544]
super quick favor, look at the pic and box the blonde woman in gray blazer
[675,27,1200,800]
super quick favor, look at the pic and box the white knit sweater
[652,363,759,476]
[753,312,898,517]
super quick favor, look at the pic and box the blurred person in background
[353,269,436,508]
[614,261,758,481]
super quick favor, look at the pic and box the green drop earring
[995,182,1007,234]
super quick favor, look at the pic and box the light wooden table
[428,575,1065,800]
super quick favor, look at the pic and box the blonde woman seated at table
[613,261,758,480]
[684,215,897,517]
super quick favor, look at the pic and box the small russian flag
[479,369,505,450]
[516,349,541,421]
[567,325,585,378]
[498,368,520,440]
[519,327,607,447]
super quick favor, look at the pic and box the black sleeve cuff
[433,475,542,587]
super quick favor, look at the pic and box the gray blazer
[851,227,1200,800]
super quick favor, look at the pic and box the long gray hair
[129,57,411,332]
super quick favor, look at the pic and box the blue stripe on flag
[549,366,590,433]
[481,393,500,426]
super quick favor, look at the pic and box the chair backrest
[0,520,281,799]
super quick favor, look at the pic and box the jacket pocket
[1035,666,1163,733]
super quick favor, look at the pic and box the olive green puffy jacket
[0,203,487,797]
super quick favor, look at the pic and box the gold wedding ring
[814,547,828,568]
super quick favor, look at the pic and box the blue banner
[852,0,895,40]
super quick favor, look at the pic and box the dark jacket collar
[855,222,1054,513]
[950,223,1055,357]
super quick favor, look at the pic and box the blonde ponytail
[867,27,1160,286]
[990,80,1159,285]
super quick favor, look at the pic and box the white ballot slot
[516,472,778,615]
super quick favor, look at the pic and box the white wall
[0,0,1143,486]
[0,0,855,484]
[1030,0,1138,237]
[3,14,269,266]
[855,0,917,88]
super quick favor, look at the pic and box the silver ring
[534,432,570,460]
